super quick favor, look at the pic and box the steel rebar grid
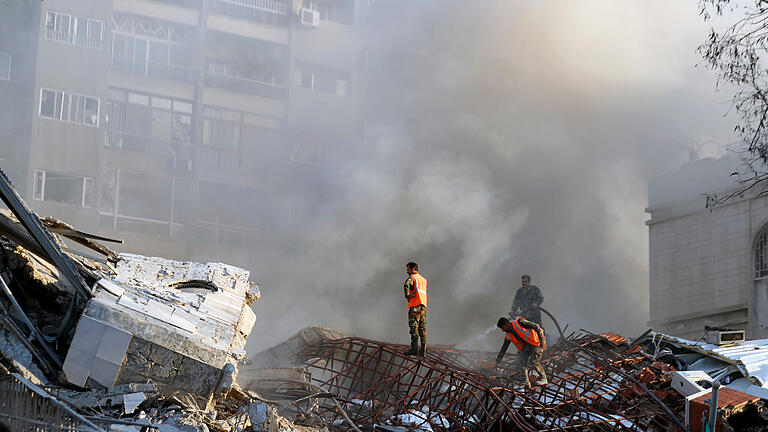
[297,333,685,432]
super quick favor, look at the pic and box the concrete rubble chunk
[247,402,268,431]
[62,253,258,402]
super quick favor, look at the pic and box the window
[45,11,103,49]
[110,14,190,82]
[0,51,10,81]
[39,88,100,127]
[202,106,281,157]
[105,88,192,152]
[291,137,322,165]
[33,170,95,207]
[294,62,351,96]
[757,227,768,279]
[203,107,240,151]
[98,168,185,237]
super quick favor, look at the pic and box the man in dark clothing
[496,316,548,388]
[509,274,544,326]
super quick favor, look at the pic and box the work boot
[405,340,419,355]
[419,341,427,358]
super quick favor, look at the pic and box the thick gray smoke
[247,1,735,353]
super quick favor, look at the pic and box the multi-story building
[646,155,768,340]
[0,0,366,269]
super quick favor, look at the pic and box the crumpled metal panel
[652,332,768,388]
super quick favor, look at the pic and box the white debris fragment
[350,398,373,408]
[123,392,146,414]
[394,412,434,431]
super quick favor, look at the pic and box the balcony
[204,71,287,99]
[152,0,202,8]
[105,129,181,155]
[45,29,103,49]
[113,0,200,26]
[110,55,194,83]
[209,0,289,27]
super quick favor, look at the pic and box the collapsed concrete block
[62,254,258,400]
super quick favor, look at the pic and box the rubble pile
[243,329,768,431]
[0,169,284,432]
[268,332,688,431]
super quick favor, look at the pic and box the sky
[241,0,739,353]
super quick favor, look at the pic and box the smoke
[241,0,736,353]
[458,325,498,351]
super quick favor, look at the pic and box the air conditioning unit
[300,8,320,27]
[705,329,745,346]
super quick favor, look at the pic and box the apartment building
[0,0,366,268]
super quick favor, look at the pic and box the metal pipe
[709,381,721,431]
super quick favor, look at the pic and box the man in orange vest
[495,316,548,388]
[403,261,427,357]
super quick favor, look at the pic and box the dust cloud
[241,0,735,353]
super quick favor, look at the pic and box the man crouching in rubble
[403,261,427,357]
[495,316,548,389]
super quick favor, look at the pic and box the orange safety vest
[504,317,541,351]
[407,273,428,308]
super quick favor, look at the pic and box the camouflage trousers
[408,305,427,342]
[519,345,546,387]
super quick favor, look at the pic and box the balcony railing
[45,29,103,49]
[210,0,290,27]
[110,54,194,83]
[204,71,287,99]
[197,146,242,170]
[99,211,184,238]
[105,129,179,155]
[196,219,276,246]
[151,0,202,8]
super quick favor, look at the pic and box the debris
[4,163,768,431]
[247,402,268,431]
[123,392,146,414]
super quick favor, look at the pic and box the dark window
[39,88,99,126]
[40,89,56,118]
[105,89,192,152]
[32,170,94,207]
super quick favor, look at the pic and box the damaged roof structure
[241,327,768,432]
[3,162,768,432]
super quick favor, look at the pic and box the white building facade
[647,156,768,340]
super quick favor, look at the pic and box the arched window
[756,226,768,278]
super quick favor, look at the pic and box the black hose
[537,306,566,342]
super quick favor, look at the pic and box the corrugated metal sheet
[652,332,768,387]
